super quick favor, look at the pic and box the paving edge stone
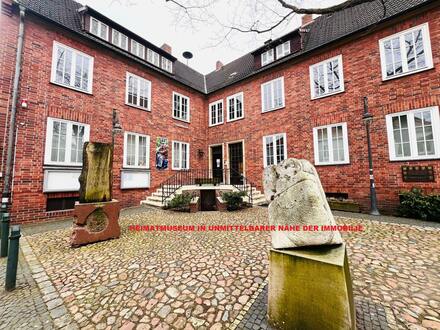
[229,278,268,330]
[20,236,76,329]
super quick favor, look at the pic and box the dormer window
[90,17,108,41]
[131,40,145,59]
[161,57,173,73]
[112,30,128,51]
[147,49,160,67]
[261,49,274,66]
[276,41,290,59]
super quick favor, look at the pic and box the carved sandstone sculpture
[263,158,343,249]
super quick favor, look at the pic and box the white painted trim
[172,92,191,123]
[261,76,285,113]
[125,72,152,111]
[225,139,246,181]
[261,49,274,66]
[309,54,345,100]
[262,133,287,167]
[171,140,190,170]
[208,99,224,127]
[50,41,94,94]
[385,106,440,161]
[275,41,290,59]
[89,16,109,41]
[379,22,433,81]
[44,117,90,166]
[226,92,244,122]
[123,131,151,169]
[111,29,129,51]
[313,122,350,166]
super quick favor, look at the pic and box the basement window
[46,197,78,212]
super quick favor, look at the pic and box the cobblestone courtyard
[1,206,439,329]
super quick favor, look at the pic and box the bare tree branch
[276,0,377,15]
[226,11,295,34]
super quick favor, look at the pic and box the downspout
[2,5,25,209]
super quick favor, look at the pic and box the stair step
[141,199,164,208]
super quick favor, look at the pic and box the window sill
[314,161,350,166]
[125,102,151,112]
[389,156,440,162]
[50,81,93,95]
[226,116,245,123]
[311,89,345,101]
[262,106,285,113]
[172,116,190,124]
[209,122,224,128]
[382,65,434,82]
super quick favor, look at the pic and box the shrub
[221,191,247,211]
[165,192,194,211]
[398,188,440,221]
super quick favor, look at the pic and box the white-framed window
[209,100,224,127]
[172,141,190,170]
[263,133,287,167]
[123,132,150,168]
[50,41,94,93]
[276,41,290,59]
[261,77,285,112]
[173,92,190,122]
[379,23,433,80]
[261,49,274,66]
[147,49,160,66]
[226,92,244,122]
[309,55,344,99]
[112,30,128,50]
[385,106,440,161]
[44,117,90,166]
[161,57,173,73]
[89,17,108,41]
[130,40,145,59]
[125,72,151,111]
[313,122,349,165]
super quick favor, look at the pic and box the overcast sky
[79,0,340,74]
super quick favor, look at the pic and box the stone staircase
[141,184,267,208]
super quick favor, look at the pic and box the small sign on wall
[402,166,435,182]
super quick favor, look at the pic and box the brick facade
[0,2,439,223]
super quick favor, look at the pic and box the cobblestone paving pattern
[0,252,54,329]
[17,207,440,329]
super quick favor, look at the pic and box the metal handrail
[160,168,255,205]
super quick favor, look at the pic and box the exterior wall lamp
[362,97,380,216]
[198,149,205,158]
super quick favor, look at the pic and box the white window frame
[125,72,152,111]
[130,40,145,59]
[276,41,290,59]
[112,30,128,51]
[161,57,173,73]
[379,23,433,81]
[172,141,190,170]
[147,49,160,66]
[50,41,94,94]
[226,92,244,122]
[89,17,109,41]
[172,92,190,122]
[261,49,274,66]
[123,131,150,169]
[309,55,344,100]
[209,100,224,127]
[261,77,285,113]
[262,133,287,168]
[313,122,350,166]
[385,106,440,161]
[44,117,90,166]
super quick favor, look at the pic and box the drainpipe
[2,5,25,210]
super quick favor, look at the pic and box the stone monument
[71,142,121,247]
[263,158,356,330]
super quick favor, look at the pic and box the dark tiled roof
[205,0,433,93]
[17,0,206,92]
[15,0,434,94]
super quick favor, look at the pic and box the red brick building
[0,0,439,223]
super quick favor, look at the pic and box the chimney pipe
[301,14,314,27]
[161,43,172,55]
[216,60,223,71]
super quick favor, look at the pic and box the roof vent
[301,14,314,27]
[161,43,172,55]
[229,72,237,77]
[216,61,224,71]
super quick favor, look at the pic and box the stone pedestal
[71,200,121,247]
[268,244,356,330]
